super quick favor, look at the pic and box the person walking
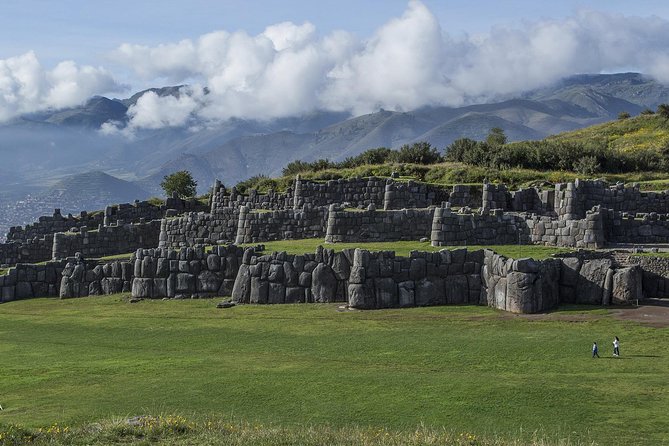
[613,336,620,357]
[592,341,600,358]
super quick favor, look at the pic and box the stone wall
[383,181,449,210]
[448,184,481,208]
[159,208,240,248]
[0,260,66,302]
[482,251,561,313]
[482,183,554,214]
[603,210,669,244]
[131,246,245,299]
[525,209,605,248]
[0,236,53,266]
[431,207,605,249]
[104,196,208,225]
[210,181,293,212]
[52,220,161,260]
[347,248,484,309]
[621,255,669,299]
[6,209,104,242]
[325,206,434,243]
[431,207,526,246]
[232,246,350,304]
[481,184,510,211]
[555,179,669,220]
[60,256,133,298]
[234,206,328,244]
[293,177,387,209]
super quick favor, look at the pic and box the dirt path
[490,299,669,327]
[612,299,669,328]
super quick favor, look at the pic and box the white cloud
[111,1,669,129]
[6,1,669,128]
[0,51,121,121]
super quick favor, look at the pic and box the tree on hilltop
[658,103,669,120]
[161,170,197,198]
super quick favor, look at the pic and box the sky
[2,0,669,128]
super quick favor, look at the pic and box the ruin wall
[234,206,329,244]
[431,207,605,249]
[52,221,161,260]
[0,260,67,302]
[159,208,240,248]
[129,245,245,299]
[325,207,434,243]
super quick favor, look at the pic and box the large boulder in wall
[398,281,415,307]
[612,266,643,304]
[231,264,252,303]
[506,271,536,313]
[132,278,153,298]
[415,277,444,306]
[311,263,337,303]
[197,271,222,293]
[249,277,269,304]
[348,282,376,309]
[374,278,398,308]
[576,259,613,305]
[559,257,581,303]
[444,275,469,304]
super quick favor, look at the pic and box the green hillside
[547,113,669,153]
[245,110,669,194]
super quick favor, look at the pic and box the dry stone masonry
[325,206,435,243]
[130,246,245,299]
[52,220,161,260]
[6,173,669,311]
[159,208,240,248]
[1,260,67,302]
[234,206,328,244]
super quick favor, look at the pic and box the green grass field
[246,239,571,260]
[0,296,667,445]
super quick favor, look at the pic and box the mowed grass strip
[0,296,667,445]
[244,239,571,259]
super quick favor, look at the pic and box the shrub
[390,142,443,164]
[573,156,601,175]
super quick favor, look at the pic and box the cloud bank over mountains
[3,1,669,128]
[0,51,120,121]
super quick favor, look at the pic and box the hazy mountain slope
[136,154,218,196]
[44,97,129,128]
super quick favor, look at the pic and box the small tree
[618,111,631,120]
[640,108,655,115]
[486,127,507,146]
[161,170,197,198]
[657,103,669,119]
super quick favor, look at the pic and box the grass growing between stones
[1,296,668,445]
[246,239,572,260]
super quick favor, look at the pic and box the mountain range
[1,72,668,237]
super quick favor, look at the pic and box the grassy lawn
[245,239,571,259]
[97,253,134,261]
[0,296,667,445]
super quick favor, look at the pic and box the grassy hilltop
[235,110,669,193]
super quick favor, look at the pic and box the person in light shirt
[613,336,620,357]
